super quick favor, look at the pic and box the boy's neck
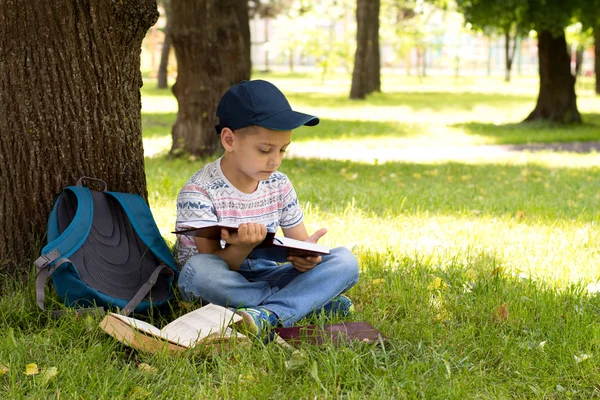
[219,155,259,194]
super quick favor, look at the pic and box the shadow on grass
[348,249,600,397]
[286,91,534,112]
[145,155,600,222]
[454,113,600,145]
[143,112,176,139]
[142,113,420,142]
[293,119,417,141]
[279,157,600,221]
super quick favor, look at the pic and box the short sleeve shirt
[175,157,304,265]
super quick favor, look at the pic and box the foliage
[271,0,356,81]
[453,0,585,35]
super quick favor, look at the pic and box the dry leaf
[24,363,39,376]
[428,277,446,290]
[491,302,509,323]
[516,210,524,219]
[138,363,157,374]
[574,354,592,364]
[39,367,58,385]
[285,350,308,370]
[0,363,8,376]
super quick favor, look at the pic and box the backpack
[35,177,179,316]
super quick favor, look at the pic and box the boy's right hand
[221,223,267,249]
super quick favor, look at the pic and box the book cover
[99,304,250,354]
[174,223,329,263]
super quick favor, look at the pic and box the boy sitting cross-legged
[175,80,359,340]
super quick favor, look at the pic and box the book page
[273,236,329,255]
[107,314,164,338]
[160,304,242,347]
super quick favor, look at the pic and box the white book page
[160,304,242,347]
[273,236,329,254]
[109,314,164,338]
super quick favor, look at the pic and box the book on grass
[99,304,250,354]
[173,222,330,263]
[274,322,387,347]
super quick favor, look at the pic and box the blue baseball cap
[215,80,319,134]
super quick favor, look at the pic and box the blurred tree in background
[350,0,381,99]
[454,0,584,123]
[170,0,250,157]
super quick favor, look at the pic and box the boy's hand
[221,223,267,249]
[288,228,327,272]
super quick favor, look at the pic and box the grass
[2,72,600,398]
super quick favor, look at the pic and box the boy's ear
[221,128,235,151]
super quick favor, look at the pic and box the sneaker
[236,306,279,341]
[318,295,355,318]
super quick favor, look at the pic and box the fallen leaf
[138,363,157,374]
[285,350,308,370]
[516,210,524,219]
[39,367,58,385]
[129,386,151,399]
[538,341,547,351]
[428,277,446,290]
[574,353,592,364]
[24,363,39,376]
[491,302,509,323]
[0,363,8,376]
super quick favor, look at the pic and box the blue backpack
[35,177,179,316]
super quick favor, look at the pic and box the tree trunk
[0,0,156,281]
[235,0,252,76]
[504,31,516,83]
[157,0,172,89]
[170,0,249,157]
[595,27,600,95]
[524,30,581,123]
[350,0,380,99]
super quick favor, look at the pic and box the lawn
[2,73,600,398]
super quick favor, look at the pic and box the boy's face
[226,126,292,183]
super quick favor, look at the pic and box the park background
[2,0,600,398]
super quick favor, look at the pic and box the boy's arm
[282,223,327,272]
[194,223,267,272]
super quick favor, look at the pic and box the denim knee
[177,253,228,302]
[327,247,360,289]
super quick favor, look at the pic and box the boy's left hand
[288,228,327,272]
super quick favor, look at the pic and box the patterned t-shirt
[175,157,304,265]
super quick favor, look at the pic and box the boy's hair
[215,80,319,134]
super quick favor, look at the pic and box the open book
[99,304,249,354]
[173,223,329,263]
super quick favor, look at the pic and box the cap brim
[257,110,319,131]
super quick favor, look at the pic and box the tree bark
[170,0,250,157]
[524,30,581,123]
[0,0,156,281]
[235,0,252,76]
[595,26,600,95]
[157,0,172,89]
[504,31,517,83]
[350,0,381,99]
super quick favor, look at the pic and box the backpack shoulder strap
[35,186,94,310]
[105,191,178,273]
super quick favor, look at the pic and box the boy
[175,80,359,339]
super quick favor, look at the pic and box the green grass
[2,73,600,398]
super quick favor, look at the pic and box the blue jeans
[177,247,359,327]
